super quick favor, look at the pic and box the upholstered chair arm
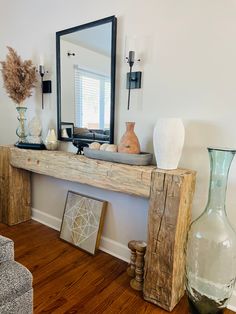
[0,236,14,262]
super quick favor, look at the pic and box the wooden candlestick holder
[128,240,147,291]
[127,240,137,277]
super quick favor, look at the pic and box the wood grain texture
[9,146,156,198]
[1,146,198,310]
[0,146,31,225]
[143,169,196,311]
[0,221,234,314]
[8,147,195,198]
[0,146,10,223]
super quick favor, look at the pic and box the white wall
[1,1,236,307]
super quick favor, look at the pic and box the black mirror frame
[56,15,117,143]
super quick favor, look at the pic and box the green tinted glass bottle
[186,147,236,314]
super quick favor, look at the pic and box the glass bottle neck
[206,148,236,214]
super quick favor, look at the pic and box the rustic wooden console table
[0,145,196,311]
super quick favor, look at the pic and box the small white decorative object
[28,117,43,144]
[61,128,69,138]
[44,128,58,150]
[89,142,101,150]
[105,144,118,152]
[153,118,185,170]
[100,143,109,151]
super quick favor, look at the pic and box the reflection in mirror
[61,122,74,140]
[56,16,117,146]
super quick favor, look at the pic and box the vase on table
[185,147,236,314]
[118,122,140,154]
[153,118,185,170]
[16,106,28,144]
[44,128,58,150]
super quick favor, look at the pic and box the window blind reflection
[74,67,111,130]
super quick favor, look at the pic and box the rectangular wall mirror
[56,16,117,147]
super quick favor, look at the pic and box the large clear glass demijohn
[185,147,236,314]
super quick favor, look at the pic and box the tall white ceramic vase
[153,118,185,170]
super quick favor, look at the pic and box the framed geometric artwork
[60,191,107,255]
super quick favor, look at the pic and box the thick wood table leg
[143,169,196,311]
[0,146,31,225]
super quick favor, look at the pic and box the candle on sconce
[39,55,44,66]
[125,35,137,62]
[39,55,45,77]
[37,54,45,77]
[129,51,135,64]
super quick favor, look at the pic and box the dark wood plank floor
[0,220,235,314]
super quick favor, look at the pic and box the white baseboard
[32,208,62,231]
[31,208,236,310]
[99,236,130,263]
[31,208,130,263]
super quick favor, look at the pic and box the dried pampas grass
[0,46,37,105]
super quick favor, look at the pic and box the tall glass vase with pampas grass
[0,47,37,145]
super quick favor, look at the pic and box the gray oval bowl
[83,147,153,166]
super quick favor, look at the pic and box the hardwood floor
[0,220,235,314]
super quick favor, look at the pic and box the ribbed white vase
[153,118,185,170]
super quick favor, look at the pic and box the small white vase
[44,128,58,150]
[153,118,185,170]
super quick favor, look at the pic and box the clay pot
[118,122,140,154]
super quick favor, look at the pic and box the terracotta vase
[118,122,140,154]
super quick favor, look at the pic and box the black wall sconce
[126,50,142,110]
[37,65,52,110]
